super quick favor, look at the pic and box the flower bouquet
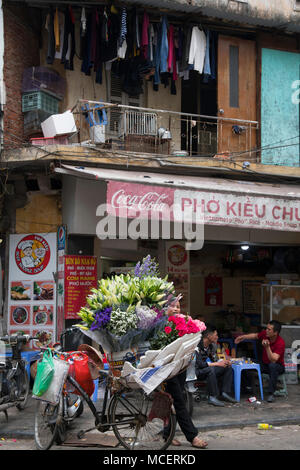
[75,256,177,373]
[121,315,206,394]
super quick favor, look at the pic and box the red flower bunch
[150,313,206,350]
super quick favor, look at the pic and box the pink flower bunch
[166,314,206,337]
[151,313,206,350]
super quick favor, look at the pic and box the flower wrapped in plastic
[75,256,176,353]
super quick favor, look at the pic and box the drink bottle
[257,423,272,430]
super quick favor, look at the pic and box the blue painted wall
[261,48,300,167]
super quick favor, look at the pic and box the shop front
[56,164,300,351]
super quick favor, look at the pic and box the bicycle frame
[66,373,143,433]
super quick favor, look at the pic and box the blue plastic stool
[231,363,264,402]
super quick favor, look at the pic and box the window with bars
[108,71,144,134]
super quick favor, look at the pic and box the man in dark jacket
[195,324,236,406]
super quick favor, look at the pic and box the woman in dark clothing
[164,300,208,449]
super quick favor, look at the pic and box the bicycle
[0,334,38,416]
[34,347,177,451]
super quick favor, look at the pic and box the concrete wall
[261,48,300,167]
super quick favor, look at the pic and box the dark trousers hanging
[46,8,55,65]
[61,8,75,70]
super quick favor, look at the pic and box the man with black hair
[195,324,237,406]
[235,320,285,403]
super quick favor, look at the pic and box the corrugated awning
[55,164,300,200]
[55,164,300,232]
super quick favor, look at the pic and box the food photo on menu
[32,330,53,349]
[10,281,31,301]
[10,305,31,326]
[33,281,54,300]
[33,305,53,326]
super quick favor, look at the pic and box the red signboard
[106,180,300,232]
[64,255,98,320]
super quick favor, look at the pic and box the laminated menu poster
[165,241,190,314]
[205,275,223,306]
[8,233,57,349]
[64,255,98,320]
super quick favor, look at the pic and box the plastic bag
[33,356,69,405]
[72,352,95,397]
[32,349,55,397]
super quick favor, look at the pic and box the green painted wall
[261,48,300,167]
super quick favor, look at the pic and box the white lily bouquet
[76,256,176,354]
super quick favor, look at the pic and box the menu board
[165,241,190,314]
[8,233,57,349]
[64,255,98,320]
[56,225,66,341]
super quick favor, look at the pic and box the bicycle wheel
[16,370,30,410]
[109,389,176,450]
[34,395,62,450]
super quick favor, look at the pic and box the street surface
[0,424,299,451]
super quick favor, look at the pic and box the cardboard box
[41,111,76,138]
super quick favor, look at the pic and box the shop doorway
[190,242,300,354]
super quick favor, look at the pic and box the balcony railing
[72,100,259,162]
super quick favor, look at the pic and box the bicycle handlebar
[0,334,39,344]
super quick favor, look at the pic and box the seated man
[235,320,285,403]
[195,324,237,406]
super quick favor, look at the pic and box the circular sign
[167,244,187,266]
[15,235,51,275]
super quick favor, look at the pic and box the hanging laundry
[149,24,155,63]
[45,7,55,64]
[54,8,60,51]
[61,6,75,70]
[81,12,93,76]
[136,11,140,49]
[210,31,217,80]
[167,25,174,72]
[119,7,127,47]
[203,30,211,76]
[54,11,66,60]
[188,26,206,74]
[141,11,149,59]
[81,8,87,37]
[160,16,168,73]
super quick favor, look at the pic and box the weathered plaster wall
[15,192,62,234]
[261,48,300,167]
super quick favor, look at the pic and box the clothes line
[44,4,217,96]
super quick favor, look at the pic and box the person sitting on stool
[195,324,237,406]
[235,320,285,403]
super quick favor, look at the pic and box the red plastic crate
[30,136,69,146]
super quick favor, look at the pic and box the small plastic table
[219,338,258,361]
[231,362,264,402]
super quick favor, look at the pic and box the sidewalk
[1,384,300,440]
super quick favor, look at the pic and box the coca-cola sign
[106,181,300,232]
[107,181,174,218]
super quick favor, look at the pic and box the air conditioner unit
[118,111,157,138]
